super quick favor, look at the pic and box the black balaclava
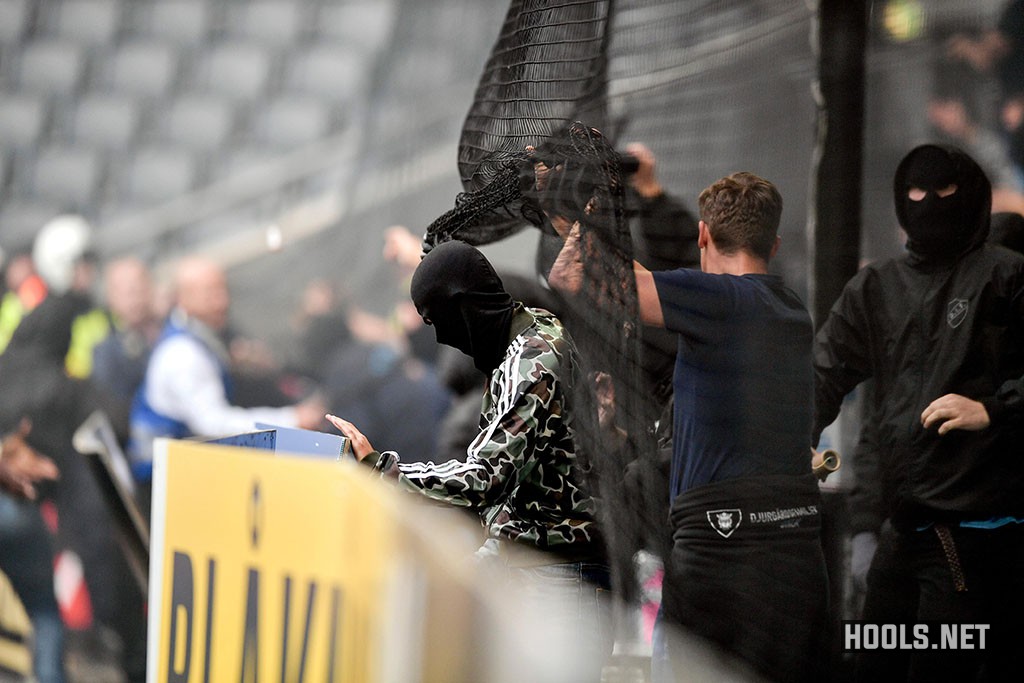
[893,144,991,262]
[410,240,515,374]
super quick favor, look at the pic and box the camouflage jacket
[371,305,603,554]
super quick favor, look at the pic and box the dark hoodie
[0,291,131,512]
[0,293,96,462]
[813,144,1024,528]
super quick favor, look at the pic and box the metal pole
[810,0,869,329]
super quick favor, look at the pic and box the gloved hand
[850,531,878,594]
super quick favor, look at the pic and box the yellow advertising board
[147,438,405,683]
[145,436,655,683]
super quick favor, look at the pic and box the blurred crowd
[0,218,464,683]
[931,1,1024,214]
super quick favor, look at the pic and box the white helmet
[32,214,94,295]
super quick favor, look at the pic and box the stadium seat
[44,0,123,46]
[162,95,236,151]
[31,145,103,206]
[71,94,140,149]
[0,94,48,150]
[0,0,31,45]
[315,2,395,49]
[226,0,306,47]
[284,44,365,103]
[211,147,280,183]
[18,40,86,94]
[251,97,333,150]
[195,41,272,101]
[135,0,212,45]
[118,146,197,203]
[0,199,64,250]
[107,41,178,98]
[390,47,457,92]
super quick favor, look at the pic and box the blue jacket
[129,314,232,481]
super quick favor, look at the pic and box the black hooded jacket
[813,145,1024,528]
[0,293,112,504]
[0,293,95,446]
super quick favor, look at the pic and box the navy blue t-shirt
[652,269,813,498]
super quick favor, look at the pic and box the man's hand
[0,420,59,500]
[382,225,423,273]
[325,414,375,461]
[526,144,575,233]
[921,393,990,435]
[526,145,551,194]
[547,223,584,295]
[624,142,663,199]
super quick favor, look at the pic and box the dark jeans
[856,521,1024,683]
[0,494,66,683]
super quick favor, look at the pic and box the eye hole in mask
[908,184,957,201]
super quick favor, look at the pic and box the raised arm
[634,261,664,327]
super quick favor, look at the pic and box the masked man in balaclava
[327,240,612,676]
[814,144,1024,682]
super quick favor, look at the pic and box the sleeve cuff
[360,450,399,474]
[980,396,1006,425]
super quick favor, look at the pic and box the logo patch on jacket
[707,509,742,538]
[947,298,968,328]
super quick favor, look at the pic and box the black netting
[458,0,612,193]
[412,0,1017,618]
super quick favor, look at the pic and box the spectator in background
[0,420,62,683]
[90,257,162,441]
[129,256,325,480]
[0,294,144,683]
[927,58,1024,216]
[31,215,112,380]
[1,216,108,375]
[320,296,451,466]
[287,277,351,383]
[948,0,1024,183]
[622,142,702,423]
[382,223,423,277]
[620,142,702,642]
[0,421,59,502]
[0,251,47,354]
[4,218,157,681]
[383,224,444,366]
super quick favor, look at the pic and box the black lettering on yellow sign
[327,587,340,683]
[281,576,319,682]
[168,552,193,682]
[204,558,216,682]
[167,553,220,682]
[240,567,259,683]
[166,549,356,681]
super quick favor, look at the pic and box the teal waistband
[959,516,1024,529]
[916,517,1024,532]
